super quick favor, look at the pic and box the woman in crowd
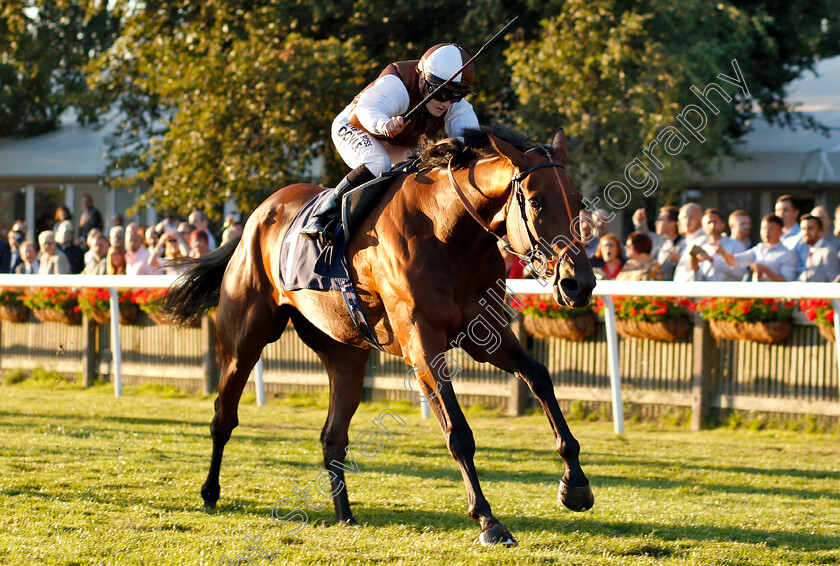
[617,232,662,281]
[106,244,127,275]
[590,233,625,280]
[52,206,73,233]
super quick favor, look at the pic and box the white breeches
[331,115,413,176]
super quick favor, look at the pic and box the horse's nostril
[560,278,581,298]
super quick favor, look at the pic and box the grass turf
[0,380,838,565]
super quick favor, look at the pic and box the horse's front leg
[463,325,594,512]
[407,326,517,546]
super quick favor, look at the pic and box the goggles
[426,81,468,103]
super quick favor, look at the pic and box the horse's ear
[487,133,526,169]
[551,127,568,165]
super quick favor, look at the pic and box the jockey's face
[425,98,452,117]
[420,76,459,117]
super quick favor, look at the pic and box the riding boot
[300,165,375,244]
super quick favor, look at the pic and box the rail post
[690,315,716,431]
[81,316,98,387]
[602,296,624,435]
[108,288,122,397]
[508,317,530,416]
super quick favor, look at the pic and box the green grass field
[0,375,838,565]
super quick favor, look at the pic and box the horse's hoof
[558,479,594,512]
[201,483,220,509]
[476,523,518,546]
[338,517,360,527]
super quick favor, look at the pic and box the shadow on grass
[587,452,840,482]
[263,503,840,553]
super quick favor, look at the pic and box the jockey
[301,43,480,244]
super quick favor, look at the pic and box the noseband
[446,148,581,278]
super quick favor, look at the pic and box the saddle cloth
[278,190,386,350]
[279,190,351,292]
[279,160,416,291]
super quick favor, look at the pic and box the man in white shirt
[798,215,840,282]
[689,209,747,281]
[718,214,798,281]
[672,203,707,282]
[727,209,751,249]
[301,43,479,244]
[775,194,807,274]
[125,223,157,275]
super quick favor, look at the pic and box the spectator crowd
[8,193,839,285]
[0,196,244,277]
[503,195,840,284]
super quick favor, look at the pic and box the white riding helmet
[418,44,474,94]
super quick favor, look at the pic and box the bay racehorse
[162,124,596,545]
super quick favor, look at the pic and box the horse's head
[489,128,596,308]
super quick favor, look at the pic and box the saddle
[278,160,417,350]
[340,159,418,242]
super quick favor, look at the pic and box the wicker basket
[89,303,141,325]
[147,311,171,325]
[0,303,29,322]
[146,310,200,328]
[817,323,836,343]
[615,317,691,342]
[523,313,595,341]
[709,319,791,344]
[33,308,82,325]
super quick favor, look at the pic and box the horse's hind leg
[290,312,370,524]
[201,300,289,509]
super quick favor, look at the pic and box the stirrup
[300,217,338,245]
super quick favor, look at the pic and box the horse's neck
[423,159,513,237]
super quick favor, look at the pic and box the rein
[446,150,581,276]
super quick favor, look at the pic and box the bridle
[446,147,582,278]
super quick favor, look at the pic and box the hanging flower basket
[708,319,791,344]
[0,303,29,322]
[700,298,795,344]
[21,288,81,325]
[523,313,595,341]
[515,295,601,341]
[799,299,836,343]
[147,311,172,326]
[0,288,29,322]
[32,308,82,325]
[817,323,836,343]
[78,288,141,326]
[145,308,201,328]
[86,303,141,325]
[612,296,695,342]
[615,317,692,342]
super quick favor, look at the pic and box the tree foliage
[506,0,840,198]
[0,0,118,136]
[5,0,838,216]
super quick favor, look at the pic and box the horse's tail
[160,235,241,327]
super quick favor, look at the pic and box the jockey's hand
[382,116,405,138]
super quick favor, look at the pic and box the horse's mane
[411,123,542,170]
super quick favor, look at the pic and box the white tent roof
[708,56,840,184]
[0,109,118,182]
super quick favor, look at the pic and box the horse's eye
[529,197,542,212]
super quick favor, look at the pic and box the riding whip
[402,16,520,122]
